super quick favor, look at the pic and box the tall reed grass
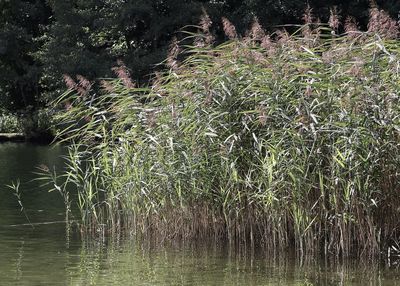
[45,11,400,257]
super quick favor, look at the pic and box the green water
[0,142,400,285]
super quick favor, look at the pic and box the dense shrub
[19,108,55,140]
[0,112,20,133]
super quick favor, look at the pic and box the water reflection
[0,143,66,227]
[5,225,396,286]
[60,239,400,285]
[15,240,24,281]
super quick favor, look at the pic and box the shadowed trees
[1,0,399,115]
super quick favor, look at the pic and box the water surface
[0,142,399,285]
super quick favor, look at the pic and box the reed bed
[44,12,400,257]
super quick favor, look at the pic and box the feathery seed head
[344,16,359,38]
[167,37,181,70]
[328,7,340,32]
[63,74,77,90]
[222,17,237,40]
[100,80,115,93]
[368,7,399,39]
[303,5,313,25]
[112,61,135,88]
[76,75,92,96]
[199,9,212,33]
[250,17,265,41]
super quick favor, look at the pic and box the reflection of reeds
[48,10,400,257]
[70,239,390,286]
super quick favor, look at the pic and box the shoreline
[0,133,54,144]
[0,133,25,142]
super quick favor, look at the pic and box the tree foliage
[0,0,50,111]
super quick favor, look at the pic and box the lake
[0,142,399,285]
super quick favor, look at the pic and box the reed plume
[112,60,135,88]
[222,17,237,40]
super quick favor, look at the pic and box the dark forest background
[1,0,399,114]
